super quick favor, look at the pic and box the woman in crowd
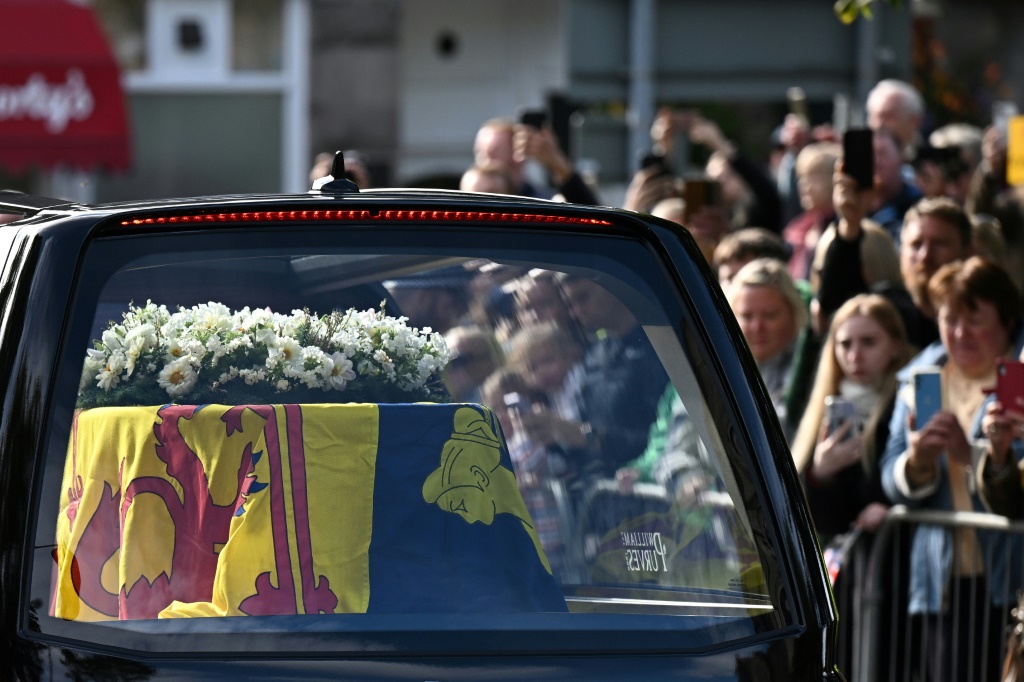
[794,294,911,532]
[881,256,1023,682]
[727,258,806,440]
[793,294,913,677]
[782,142,840,281]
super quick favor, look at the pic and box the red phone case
[996,359,1024,411]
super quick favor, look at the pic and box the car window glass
[33,229,778,652]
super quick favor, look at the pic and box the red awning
[0,0,131,172]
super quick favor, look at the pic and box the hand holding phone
[996,359,1024,412]
[842,128,874,190]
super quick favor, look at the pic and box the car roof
[1,187,602,214]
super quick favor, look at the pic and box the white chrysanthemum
[96,368,119,391]
[106,352,126,375]
[164,339,186,363]
[269,337,303,368]
[275,379,290,391]
[94,352,126,391]
[157,357,198,398]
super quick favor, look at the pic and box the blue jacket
[881,341,1023,614]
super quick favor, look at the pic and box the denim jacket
[880,341,1024,614]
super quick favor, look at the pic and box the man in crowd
[817,163,971,349]
[472,118,599,205]
[895,197,974,348]
[867,78,925,162]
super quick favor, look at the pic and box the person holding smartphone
[880,256,1023,682]
[793,294,912,682]
[650,108,783,233]
[977,357,1024,518]
[472,115,599,206]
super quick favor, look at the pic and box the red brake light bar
[119,209,612,227]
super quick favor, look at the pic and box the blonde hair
[791,294,911,472]
[506,322,583,372]
[795,142,841,179]
[727,258,808,332]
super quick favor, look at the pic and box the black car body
[0,179,840,680]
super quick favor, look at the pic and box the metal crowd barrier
[836,506,1024,682]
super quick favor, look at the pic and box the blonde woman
[794,293,912,680]
[727,258,807,439]
[793,294,911,537]
[782,142,840,281]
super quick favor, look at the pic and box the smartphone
[993,100,1019,138]
[682,176,722,223]
[843,128,875,190]
[517,107,547,130]
[824,395,858,442]
[996,359,1024,411]
[912,367,944,430]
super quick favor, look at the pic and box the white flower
[281,338,302,364]
[164,339,186,363]
[255,328,278,346]
[157,357,198,398]
[327,352,356,390]
[101,328,124,352]
[275,379,290,391]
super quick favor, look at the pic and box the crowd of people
[615,81,1024,682]
[317,78,1024,680]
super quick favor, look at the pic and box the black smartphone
[517,108,547,130]
[843,128,874,190]
[637,151,671,176]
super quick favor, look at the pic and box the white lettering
[652,532,668,572]
[0,70,95,133]
[622,531,669,572]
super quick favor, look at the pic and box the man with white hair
[867,79,926,160]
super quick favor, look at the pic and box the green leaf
[834,0,861,24]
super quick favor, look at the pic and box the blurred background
[0,0,1021,204]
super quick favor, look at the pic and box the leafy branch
[834,0,903,24]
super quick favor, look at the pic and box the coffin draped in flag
[51,403,565,621]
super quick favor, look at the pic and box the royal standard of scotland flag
[52,403,565,620]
